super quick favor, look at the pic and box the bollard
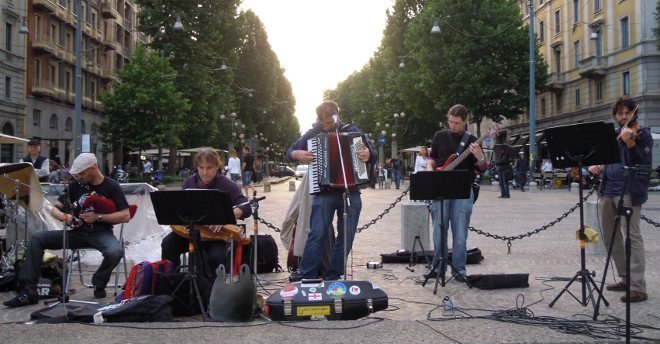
[263,181,271,193]
[289,180,296,191]
[528,181,538,193]
[570,182,579,193]
[401,201,431,251]
[491,181,499,192]
[384,180,391,189]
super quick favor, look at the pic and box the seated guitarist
[160,148,251,278]
[425,104,487,283]
[4,153,130,307]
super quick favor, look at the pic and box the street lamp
[527,0,537,176]
[173,15,184,32]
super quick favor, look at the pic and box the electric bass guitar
[436,125,502,171]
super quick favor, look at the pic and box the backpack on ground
[116,260,174,302]
[242,234,281,273]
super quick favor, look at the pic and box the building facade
[25,0,145,168]
[507,0,660,158]
[0,0,28,163]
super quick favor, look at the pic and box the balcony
[32,79,55,97]
[579,56,607,79]
[53,87,66,101]
[101,2,119,19]
[93,99,103,111]
[33,0,56,12]
[83,22,92,37]
[32,36,57,55]
[103,37,118,50]
[54,5,75,27]
[546,73,565,93]
[83,97,93,109]
[92,28,103,43]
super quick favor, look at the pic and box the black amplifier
[264,279,388,321]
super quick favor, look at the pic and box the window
[81,120,86,134]
[34,59,41,82]
[49,24,56,42]
[90,80,96,101]
[554,49,561,73]
[539,21,544,42]
[49,64,56,84]
[620,16,629,49]
[622,71,630,95]
[596,80,604,101]
[33,110,42,126]
[65,117,72,131]
[539,0,544,5]
[555,10,561,34]
[65,71,71,94]
[573,0,579,25]
[595,30,602,57]
[5,23,12,52]
[594,0,602,13]
[541,98,546,116]
[5,77,11,98]
[557,94,563,113]
[49,113,58,129]
[35,15,41,39]
[573,41,580,68]
[575,88,581,107]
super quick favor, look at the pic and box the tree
[99,45,190,162]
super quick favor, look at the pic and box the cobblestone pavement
[1,178,659,343]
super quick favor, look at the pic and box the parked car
[273,166,296,178]
[294,165,309,179]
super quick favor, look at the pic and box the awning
[401,146,424,153]
[0,133,30,145]
[506,134,520,146]
[130,148,190,157]
[179,147,228,154]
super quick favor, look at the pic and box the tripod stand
[410,170,473,294]
[545,121,620,310]
[150,189,236,321]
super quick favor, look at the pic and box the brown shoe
[606,281,626,291]
[620,291,648,303]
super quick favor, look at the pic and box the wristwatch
[97,214,103,222]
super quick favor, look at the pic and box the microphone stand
[333,121,352,280]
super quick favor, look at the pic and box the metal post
[74,0,82,155]
[528,0,536,175]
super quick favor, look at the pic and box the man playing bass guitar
[425,104,488,283]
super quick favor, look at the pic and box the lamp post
[527,0,537,176]
[392,112,405,158]
[73,0,83,155]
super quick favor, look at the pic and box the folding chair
[71,205,137,296]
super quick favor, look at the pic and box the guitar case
[265,280,388,321]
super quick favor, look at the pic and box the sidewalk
[1,181,659,343]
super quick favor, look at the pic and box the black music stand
[544,121,620,311]
[150,190,236,321]
[410,170,472,294]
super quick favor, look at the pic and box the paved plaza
[1,177,659,343]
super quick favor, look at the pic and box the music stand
[545,121,620,311]
[410,170,472,294]
[150,190,236,321]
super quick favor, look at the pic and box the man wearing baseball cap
[19,139,49,182]
[3,153,130,307]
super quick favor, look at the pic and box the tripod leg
[549,273,579,308]
[407,236,419,271]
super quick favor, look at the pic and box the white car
[294,165,308,179]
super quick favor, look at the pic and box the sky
[239,0,394,132]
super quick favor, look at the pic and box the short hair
[229,149,237,157]
[447,104,468,121]
[316,101,340,121]
[243,146,250,152]
[611,96,636,117]
[195,148,224,170]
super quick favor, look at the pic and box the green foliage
[99,45,189,152]
[331,0,548,145]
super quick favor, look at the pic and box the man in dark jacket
[588,96,653,303]
[20,139,49,182]
[286,101,376,281]
[496,154,511,198]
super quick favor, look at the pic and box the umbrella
[493,144,519,160]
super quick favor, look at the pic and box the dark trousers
[19,229,123,290]
[161,232,229,277]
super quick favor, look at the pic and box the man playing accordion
[287,100,376,281]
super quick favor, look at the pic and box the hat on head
[70,153,97,174]
[28,139,41,146]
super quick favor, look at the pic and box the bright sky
[239,0,394,132]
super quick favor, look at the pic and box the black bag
[154,271,212,317]
[36,258,64,298]
[380,247,484,265]
[242,234,281,273]
[467,274,529,290]
[30,295,174,323]
[472,182,480,204]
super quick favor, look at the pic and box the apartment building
[0,0,28,163]
[25,0,146,167]
[507,0,660,157]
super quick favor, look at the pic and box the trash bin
[289,180,296,191]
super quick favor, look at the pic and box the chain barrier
[641,214,660,228]
[256,216,282,233]
[468,186,597,254]
[356,187,409,233]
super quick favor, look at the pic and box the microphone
[332,114,339,124]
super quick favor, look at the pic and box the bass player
[425,104,488,283]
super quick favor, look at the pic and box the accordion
[307,132,370,194]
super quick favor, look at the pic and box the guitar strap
[456,131,472,155]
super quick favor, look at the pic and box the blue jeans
[299,191,362,280]
[499,173,510,197]
[242,171,253,185]
[19,229,123,290]
[430,189,473,276]
[392,170,401,189]
[230,173,240,183]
